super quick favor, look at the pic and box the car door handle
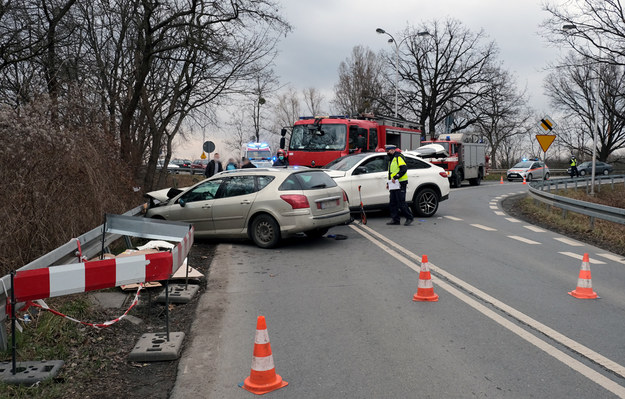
[202,204,211,209]
[240,200,251,205]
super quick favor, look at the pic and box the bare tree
[273,86,301,135]
[225,108,253,159]
[398,18,498,139]
[302,87,324,116]
[545,53,625,161]
[333,45,388,116]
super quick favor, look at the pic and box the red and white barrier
[12,227,194,303]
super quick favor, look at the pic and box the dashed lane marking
[596,253,625,265]
[471,224,497,231]
[494,211,505,216]
[489,205,498,210]
[351,224,625,397]
[524,225,546,233]
[508,235,541,245]
[558,252,606,265]
[505,217,521,223]
[444,216,463,221]
[554,237,584,247]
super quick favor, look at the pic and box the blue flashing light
[446,136,451,141]
[522,158,528,161]
[272,156,277,161]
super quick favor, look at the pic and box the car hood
[323,169,347,178]
[145,187,191,202]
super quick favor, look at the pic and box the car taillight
[280,194,310,209]
[342,190,348,203]
[439,172,448,178]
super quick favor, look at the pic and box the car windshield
[580,162,591,167]
[512,161,533,168]
[247,150,271,159]
[289,123,347,151]
[325,153,369,171]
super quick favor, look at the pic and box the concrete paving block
[89,292,129,309]
[128,332,185,362]
[123,315,144,325]
[156,284,200,304]
[0,360,64,385]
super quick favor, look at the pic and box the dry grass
[516,185,625,256]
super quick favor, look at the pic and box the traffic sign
[200,152,207,160]
[536,135,556,153]
[203,141,215,153]
[538,116,556,132]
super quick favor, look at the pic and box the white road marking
[554,237,584,247]
[471,224,497,231]
[507,235,541,245]
[501,194,509,198]
[444,216,462,221]
[489,201,497,205]
[524,225,546,233]
[505,217,521,223]
[351,224,625,398]
[494,211,505,216]
[489,205,498,210]
[494,196,503,200]
[558,252,606,265]
[597,253,625,264]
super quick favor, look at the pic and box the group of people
[203,149,290,178]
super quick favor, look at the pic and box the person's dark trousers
[571,166,578,178]
[389,181,414,223]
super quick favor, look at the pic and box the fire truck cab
[284,115,422,168]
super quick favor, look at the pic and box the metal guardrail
[0,205,145,349]
[527,174,625,226]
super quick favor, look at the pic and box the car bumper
[279,208,351,236]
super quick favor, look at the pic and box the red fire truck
[281,115,422,167]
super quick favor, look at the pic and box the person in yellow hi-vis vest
[385,145,414,226]
[569,155,579,178]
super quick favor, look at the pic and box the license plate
[317,200,339,210]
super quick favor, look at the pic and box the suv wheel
[251,214,281,248]
[413,188,439,217]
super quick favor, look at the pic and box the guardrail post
[575,180,578,190]
[590,216,595,230]
[562,209,567,219]
[564,182,567,190]
[123,235,132,249]
[611,177,615,190]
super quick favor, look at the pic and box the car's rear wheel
[544,173,550,180]
[580,170,586,176]
[251,214,281,248]
[603,169,609,175]
[413,188,439,217]
[304,228,329,239]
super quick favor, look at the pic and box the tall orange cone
[568,253,599,299]
[522,176,527,184]
[413,255,439,302]
[240,316,288,395]
[500,176,504,184]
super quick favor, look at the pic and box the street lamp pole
[376,28,431,119]
[563,24,600,195]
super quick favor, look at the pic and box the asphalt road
[172,180,625,398]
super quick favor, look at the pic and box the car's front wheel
[527,173,533,181]
[250,214,281,248]
[544,173,550,180]
[603,169,609,175]
[580,170,586,176]
[304,228,329,239]
[413,188,439,217]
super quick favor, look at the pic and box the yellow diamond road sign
[539,116,556,132]
[536,135,556,153]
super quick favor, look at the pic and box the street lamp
[562,24,600,195]
[376,28,431,119]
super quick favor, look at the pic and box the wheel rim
[419,192,437,215]
[256,221,274,243]
[604,170,609,175]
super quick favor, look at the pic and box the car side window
[279,175,302,191]
[221,176,257,198]
[360,156,386,173]
[405,157,431,169]
[256,176,275,190]
[180,179,223,203]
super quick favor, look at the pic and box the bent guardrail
[527,174,625,227]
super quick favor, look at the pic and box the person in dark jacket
[386,145,414,226]
[204,153,223,177]
[241,157,257,169]
[273,149,289,167]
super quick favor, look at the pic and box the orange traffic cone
[500,176,504,184]
[522,176,527,184]
[413,255,439,302]
[568,253,599,299]
[240,316,288,395]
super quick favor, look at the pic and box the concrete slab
[0,360,64,385]
[156,284,200,304]
[123,315,144,325]
[128,332,185,362]
[89,292,129,309]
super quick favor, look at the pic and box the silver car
[507,160,550,181]
[145,168,351,248]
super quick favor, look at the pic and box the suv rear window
[279,171,338,190]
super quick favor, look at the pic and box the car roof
[213,167,313,177]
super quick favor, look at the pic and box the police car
[506,159,550,181]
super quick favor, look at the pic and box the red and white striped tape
[11,227,194,303]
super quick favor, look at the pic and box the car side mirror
[179,199,186,207]
[353,166,368,175]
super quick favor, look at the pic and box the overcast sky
[175,0,564,159]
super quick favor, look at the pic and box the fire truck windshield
[289,124,347,151]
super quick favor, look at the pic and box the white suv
[324,152,450,217]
